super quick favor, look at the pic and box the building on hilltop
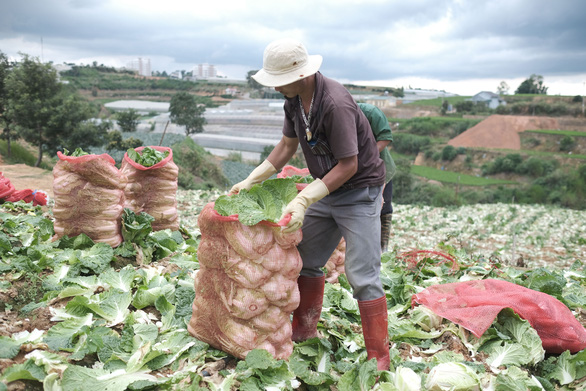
[193,63,217,79]
[472,91,506,109]
[401,88,459,103]
[127,58,151,77]
[169,70,182,80]
[353,95,397,108]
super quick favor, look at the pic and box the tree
[116,109,140,132]
[515,74,548,95]
[105,130,142,152]
[46,94,105,152]
[5,54,62,167]
[169,92,206,136]
[0,51,19,158]
[497,81,510,95]
[246,70,263,90]
[441,145,458,161]
[392,87,405,98]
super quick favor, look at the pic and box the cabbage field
[0,190,585,390]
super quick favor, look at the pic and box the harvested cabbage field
[0,189,585,390]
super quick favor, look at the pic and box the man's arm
[376,140,390,154]
[267,135,299,171]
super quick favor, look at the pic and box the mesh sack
[0,173,15,199]
[277,165,310,191]
[52,152,127,247]
[0,172,48,206]
[412,278,586,353]
[325,238,346,284]
[4,189,48,206]
[188,202,303,359]
[120,146,179,231]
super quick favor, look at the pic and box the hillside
[447,115,558,150]
[5,66,584,210]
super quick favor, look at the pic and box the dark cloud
[1,0,584,93]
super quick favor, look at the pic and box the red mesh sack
[0,172,48,206]
[120,146,179,231]
[52,152,127,247]
[0,173,15,199]
[4,189,48,206]
[325,238,346,284]
[412,279,586,353]
[277,165,310,191]
[188,202,303,360]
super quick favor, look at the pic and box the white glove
[280,179,329,233]
[229,160,277,195]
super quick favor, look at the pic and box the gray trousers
[297,185,385,301]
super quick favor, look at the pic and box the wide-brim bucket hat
[252,38,323,88]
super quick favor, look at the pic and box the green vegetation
[171,137,229,190]
[0,140,52,169]
[524,129,586,137]
[0,201,583,389]
[61,65,194,91]
[392,133,432,155]
[214,178,298,225]
[488,147,586,161]
[403,95,470,108]
[515,74,548,94]
[393,154,586,209]
[116,109,140,132]
[497,101,582,116]
[169,92,206,136]
[2,50,586,211]
[395,116,480,138]
[411,165,516,186]
[126,146,169,167]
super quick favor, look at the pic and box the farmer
[357,103,396,253]
[230,38,390,370]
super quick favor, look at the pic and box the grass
[467,146,586,161]
[523,129,586,137]
[411,165,517,186]
[403,96,472,107]
[0,140,54,169]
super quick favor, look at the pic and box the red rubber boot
[291,275,326,342]
[358,296,390,370]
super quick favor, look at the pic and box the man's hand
[229,160,277,195]
[281,179,329,233]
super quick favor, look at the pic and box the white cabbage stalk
[394,366,422,391]
[411,305,443,331]
[425,362,481,391]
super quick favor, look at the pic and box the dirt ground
[448,114,559,150]
[0,164,54,199]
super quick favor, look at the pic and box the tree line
[0,52,207,167]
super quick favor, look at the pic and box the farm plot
[0,192,583,390]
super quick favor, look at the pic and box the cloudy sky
[1,0,585,96]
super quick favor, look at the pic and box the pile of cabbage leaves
[0,194,584,391]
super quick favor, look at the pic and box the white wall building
[127,58,151,77]
[193,63,217,79]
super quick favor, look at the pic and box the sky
[1,0,586,96]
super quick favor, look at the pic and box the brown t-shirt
[283,72,385,190]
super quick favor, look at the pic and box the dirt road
[0,164,54,199]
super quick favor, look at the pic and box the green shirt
[358,103,396,181]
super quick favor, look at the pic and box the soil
[448,114,559,150]
[0,164,54,199]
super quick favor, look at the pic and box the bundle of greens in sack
[52,148,127,247]
[121,146,179,231]
[188,178,304,360]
